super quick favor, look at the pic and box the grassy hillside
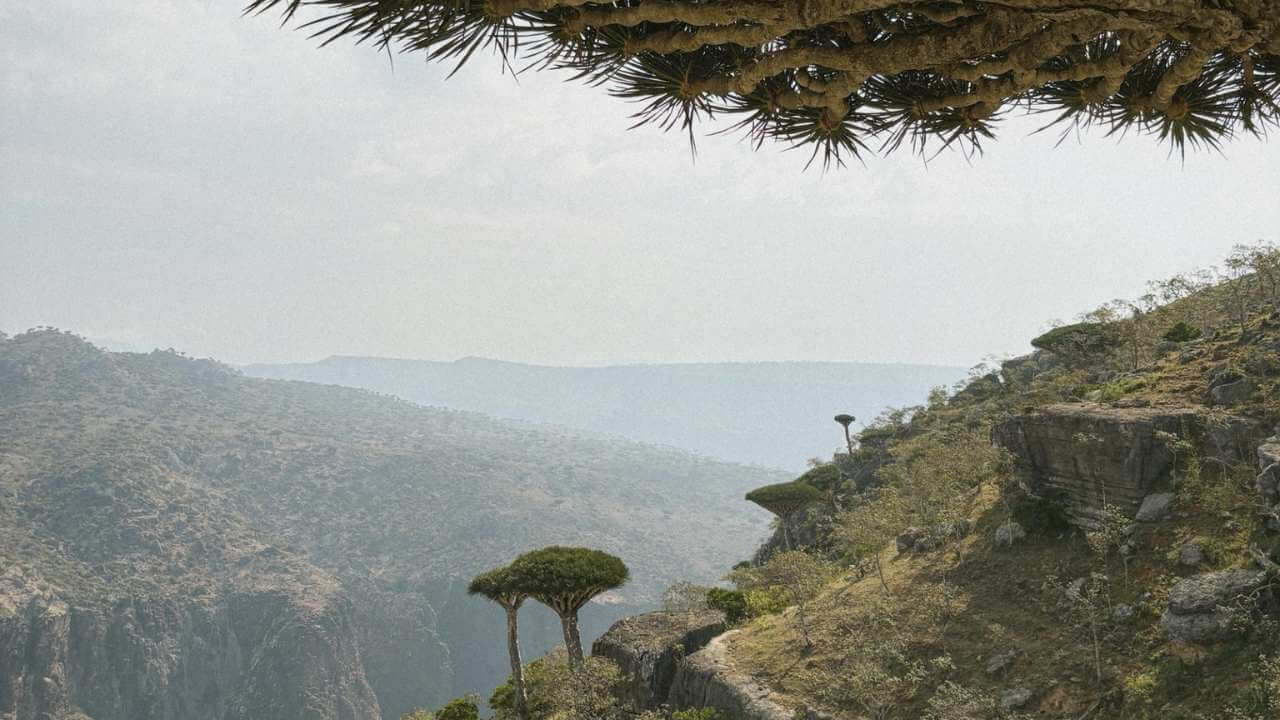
[0,329,784,714]
[701,244,1280,720]
[241,356,967,471]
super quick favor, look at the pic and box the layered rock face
[0,590,380,720]
[1160,569,1268,644]
[593,612,815,720]
[591,611,724,710]
[993,404,1267,523]
[667,631,795,720]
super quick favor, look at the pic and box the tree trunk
[505,606,529,720]
[782,515,793,552]
[560,612,585,672]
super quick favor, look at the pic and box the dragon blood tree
[468,566,531,720]
[507,546,629,671]
[249,0,1280,166]
[745,480,822,550]
[834,413,856,454]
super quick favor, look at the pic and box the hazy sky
[3,1,1278,368]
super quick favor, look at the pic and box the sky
[2,1,1278,369]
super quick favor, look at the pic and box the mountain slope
[242,356,968,470]
[0,330,783,719]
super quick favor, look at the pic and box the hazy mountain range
[243,356,969,470]
[0,330,785,719]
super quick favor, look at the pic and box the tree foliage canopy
[507,546,629,611]
[249,0,1280,167]
[468,565,528,606]
[746,480,822,517]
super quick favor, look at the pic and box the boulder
[897,528,924,553]
[1166,570,1266,615]
[995,521,1026,547]
[1000,688,1033,711]
[1162,610,1237,644]
[1161,570,1267,644]
[1210,378,1258,407]
[985,650,1016,675]
[912,520,971,552]
[1178,541,1206,568]
[1135,493,1175,522]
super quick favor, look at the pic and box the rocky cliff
[0,582,380,720]
[666,631,798,720]
[590,613,822,720]
[590,611,724,710]
[993,403,1268,523]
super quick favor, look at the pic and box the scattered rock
[1066,577,1087,600]
[1161,569,1267,644]
[909,521,971,553]
[995,521,1026,547]
[1112,604,1135,622]
[1135,493,1175,522]
[1179,541,1206,568]
[1167,570,1265,615]
[1178,348,1205,365]
[985,650,1017,675]
[1000,688,1033,711]
[896,528,923,553]
[1238,329,1264,346]
[1210,377,1258,407]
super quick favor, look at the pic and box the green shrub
[743,587,789,617]
[706,588,748,624]
[797,464,841,492]
[435,697,479,720]
[1011,490,1072,534]
[1162,321,1203,342]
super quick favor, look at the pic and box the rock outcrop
[591,614,808,719]
[590,611,724,710]
[1160,569,1267,644]
[667,630,796,720]
[993,404,1266,523]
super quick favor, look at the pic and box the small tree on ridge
[509,546,629,671]
[745,481,821,551]
[468,566,531,720]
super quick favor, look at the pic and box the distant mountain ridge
[243,356,969,470]
[0,330,785,719]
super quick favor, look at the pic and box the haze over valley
[243,357,968,471]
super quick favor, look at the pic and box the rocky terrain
[588,272,1280,719]
[0,329,783,719]
[993,404,1268,524]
